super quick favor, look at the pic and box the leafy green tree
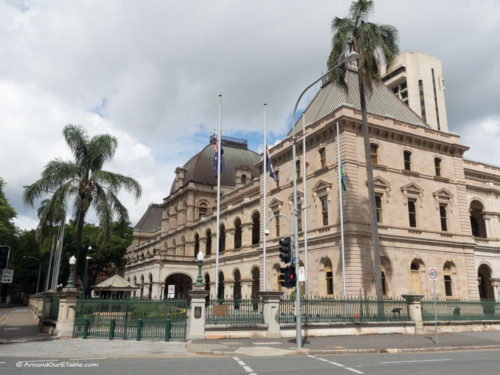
[327,0,398,298]
[0,178,17,246]
[23,125,141,283]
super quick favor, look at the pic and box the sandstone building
[124,59,500,303]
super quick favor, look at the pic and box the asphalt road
[1,349,499,375]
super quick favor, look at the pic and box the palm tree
[24,125,142,283]
[327,0,398,298]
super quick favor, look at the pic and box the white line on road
[310,356,364,374]
[233,357,257,375]
[69,358,107,361]
[4,327,21,331]
[17,360,58,363]
[381,359,453,364]
[252,342,281,345]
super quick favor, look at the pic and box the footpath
[1,306,500,358]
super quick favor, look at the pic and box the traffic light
[279,265,297,289]
[278,236,292,264]
[0,246,10,270]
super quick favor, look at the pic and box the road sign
[298,266,305,282]
[428,267,438,281]
[1,269,14,284]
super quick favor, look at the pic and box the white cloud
[461,117,500,167]
[1,0,500,231]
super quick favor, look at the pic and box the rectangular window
[408,199,417,227]
[321,197,329,226]
[296,160,301,179]
[404,151,412,171]
[297,204,302,232]
[275,214,280,237]
[320,148,326,168]
[370,144,378,164]
[381,271,387,296]
[326,271,333,295]
[435,158,441,177]
[444,275,453,296]
[275,170,280,188]
[375,195,383,224]
[440,203,448,231]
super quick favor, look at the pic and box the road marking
[69,357,107,361]
[381,359,452,364]
[233,357,257,375]
[329,361,344,367]
[309,355,364,374]
[17,360,58,363]
[0,313,8,324]
[4,327,21,331]
[252,342,281,345]
[12,309,29,313]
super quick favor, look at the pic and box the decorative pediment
[433,188,454,212]
[269,198,283,211]
[312,180,333,193]
[401,182,424,207]
[312,180,333,205]
[288,191,304,212]
[372,176,391,202]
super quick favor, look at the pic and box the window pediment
[372,176,391,202]
[269,198,283,211]
[312,180,332,194]
[401,182,424,207]
[433,188,454,212]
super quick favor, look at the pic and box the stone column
[402,294,425,334]
[42,291,56,319]
[188,288,209,340]
[491,278,500,302]
[55,288,81,338]
[258,291,284,338]
[225,281,235,299]
[241,280,253,298]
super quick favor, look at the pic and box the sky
[1,0,499,232]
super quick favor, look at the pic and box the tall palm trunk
[72,204,86,284]
[358,73,383,299]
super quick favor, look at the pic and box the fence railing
[280,296,410,324]
[205,297,264,325]
[422,299,500,321]
[73,299,187,341]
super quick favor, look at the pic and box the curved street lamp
[290,51,359,349]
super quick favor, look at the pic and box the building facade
[124,66,500,303]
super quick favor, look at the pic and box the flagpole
[263,104,267,292]
[337,121,347,300]
[215,95,222,300]
[302,115,308,296]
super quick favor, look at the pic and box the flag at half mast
[213,138,226,177]
[266,146,276,181]
[340,157,347,193]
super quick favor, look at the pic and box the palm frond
[93,170,142,200]
[63,125,89,167]
[87,134,117,172]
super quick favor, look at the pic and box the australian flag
[213,138,226,177]
[266,146,276,181]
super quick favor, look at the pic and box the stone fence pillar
[188,288,209,340]
[402,294,425,334]
[258,291,284,338]
[42,291,56,319]
[55,288,81,338]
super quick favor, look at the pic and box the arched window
[218,271,225,300]
[478,264,494,300]
[241,174,247,184]
[219,224,226,253]
[470,200,487,238]
[199,202,208,218]
[252,211,260,245]
[206,229,212,256]
[370,143,379,164]
[234,218,242,249]
[251,267,260,299]
[411,261,422,294]
[233,269,242,300]
[321,258,334,296]
[148,274,153,300]
[194,233,200,257]
[443,261,456,297]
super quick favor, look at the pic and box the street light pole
[82,239,92,298]
[291,51,359,349]
[23,256,41,294]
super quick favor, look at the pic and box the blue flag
[213,138,226,177]
[340,158,347,193]
[266,146,276,181]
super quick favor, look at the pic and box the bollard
[83,318,89,339]
[165,320,171,342]
[109,319,115,340]
[136,319,142,341]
